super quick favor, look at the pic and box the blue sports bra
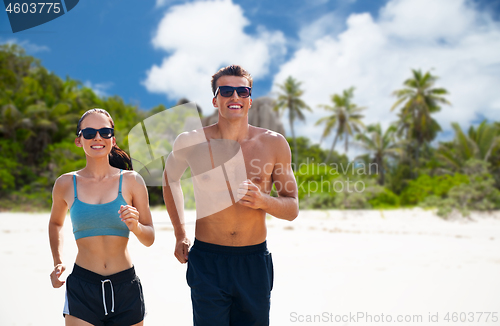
[70,170,130,240]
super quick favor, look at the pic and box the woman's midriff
[75,236,132,276]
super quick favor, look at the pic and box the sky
[1,0,500,153]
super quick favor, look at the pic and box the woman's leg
[65,315,94,326]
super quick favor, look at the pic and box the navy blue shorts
[187,239,274,326]
[63,264,146,326]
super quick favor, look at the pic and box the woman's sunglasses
[78,127,114,140]
[214,86,252,98]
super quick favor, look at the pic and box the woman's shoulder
[52,172,77,195]
[55,172,77,185]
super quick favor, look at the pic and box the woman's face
[75,113,116,158]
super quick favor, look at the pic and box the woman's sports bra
[70,170,130,240]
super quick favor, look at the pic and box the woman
[49,108,155,326]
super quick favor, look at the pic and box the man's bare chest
[184,139,276,192]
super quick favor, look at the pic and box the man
[163,65,298,325]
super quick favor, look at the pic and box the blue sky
[1,0,500,151]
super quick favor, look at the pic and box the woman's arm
[119,171,155,247]
[48,175,70,288]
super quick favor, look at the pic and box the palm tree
[438,121,500,170]
[274,76,311,169]
[391,69,450,168]
[316,87,365,162]
[355,123,402,185]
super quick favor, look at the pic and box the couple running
[49,65,299,325]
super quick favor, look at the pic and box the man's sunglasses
[78,127,114,139]
[214,86,252,98]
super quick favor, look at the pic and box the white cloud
[298,12,345,48]
[379,0,477,41]
[273,0,500,155]
[144,0,286,113]
[155,0,180,8]
[1,38,49,53]
[84,81,113,98]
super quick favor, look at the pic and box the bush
[421,160,500,218]
[332,177,384,209]
[294,163,339,200]
[0,140,23,191]
[299,192,336,209]
[369,188,400,209]
[294,163,403,209]
[400,173,469,205]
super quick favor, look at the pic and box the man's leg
[187,242,232,326]
[230,249,273,326]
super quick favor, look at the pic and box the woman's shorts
[63,264,145,326]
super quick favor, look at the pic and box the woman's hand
[119,205,140,232]
[50,264,66,288]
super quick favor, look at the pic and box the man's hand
[119,205,140,232]
[50,264,66,288]
[174,236,191,264]
[237,179,268,210]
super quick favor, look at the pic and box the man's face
[212,75,252,120]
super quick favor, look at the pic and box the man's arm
[237,134,299,221]
[163,140,190,263]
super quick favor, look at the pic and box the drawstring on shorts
[101,279,115,315]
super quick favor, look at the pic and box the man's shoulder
[173,127,207,152]
[250,125,288,146]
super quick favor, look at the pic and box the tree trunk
[345,133,348,153]
[291,119,297,171]
[289,107,297,171]
[325,133,339,163]
[378,156,384,185]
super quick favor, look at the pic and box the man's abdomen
[194,205,267,246]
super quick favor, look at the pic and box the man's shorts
[63,264,146,326]
[187,239,274,326]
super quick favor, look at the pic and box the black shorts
[187,239,274,326]
[63,264,146,326]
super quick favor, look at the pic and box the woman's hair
[76,108,133,170]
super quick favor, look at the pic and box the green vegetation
[400,173,469,206]
[438,121,500,170]
[274,76,311,170]
[420,160,500,218]
[281,66,499,215]
[0,44,164,210]
[316,87,365,160]
[1,44,499,217]
[354,123,402,185]
[391,69,450,174]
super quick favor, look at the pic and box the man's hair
[211,65,253,95]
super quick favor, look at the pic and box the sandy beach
[1,209,499,325]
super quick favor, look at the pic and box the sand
[1,209,499,325]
